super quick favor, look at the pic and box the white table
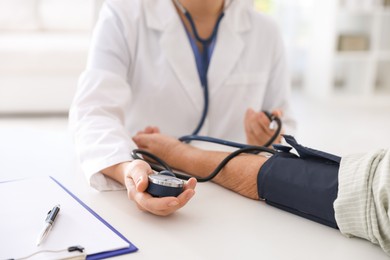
[1,125,389,260]
[67,180,388,260]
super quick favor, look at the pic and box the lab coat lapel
[144,0,203,112]
[208,2,250,95]
[160,20,204,112]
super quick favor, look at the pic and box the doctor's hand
[244,108,283,146]
[103,160,196,216]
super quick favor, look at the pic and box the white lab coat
[69,0,296,191]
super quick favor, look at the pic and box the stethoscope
[174,0,226,136]
[131,0,283,197]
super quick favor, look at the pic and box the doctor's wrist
[102,161,133,185]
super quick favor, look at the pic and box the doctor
[69,0,296,216]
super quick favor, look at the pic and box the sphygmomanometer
[131,111,282,197]
[131,0,284,197]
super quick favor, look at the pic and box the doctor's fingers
[124,176,146,211]
[183,177,197,191]
[125,160,153,192]
[245,111,273,138]
[181,177,197,199]
[125,172,196,216]
[124,176,161,214]
[130,189,195,216]
[271,109,283,118]
[258,112,276,135]
[136,178,196,212]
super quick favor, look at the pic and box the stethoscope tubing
[132,145,275,182]
[174,0,225,135]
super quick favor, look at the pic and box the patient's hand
[132,132,186,164]
[136,126,160,135]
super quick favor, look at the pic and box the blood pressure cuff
[257,135,341,229]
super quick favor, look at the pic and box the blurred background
[0,0,390,179]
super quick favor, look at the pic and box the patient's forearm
[169,145,267,200]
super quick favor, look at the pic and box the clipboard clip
[68,246,85,253]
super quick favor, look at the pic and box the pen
[36,204,61,246]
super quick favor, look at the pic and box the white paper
[0,177,130,260]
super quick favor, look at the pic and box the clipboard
[0,176,138,259]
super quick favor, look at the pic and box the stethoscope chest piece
[147,171,185,197]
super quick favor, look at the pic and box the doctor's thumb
[271,109,283,118]
[136,175,149,192]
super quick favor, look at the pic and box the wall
[0,0,96,114]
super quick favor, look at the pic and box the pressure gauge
[146,172,184,197]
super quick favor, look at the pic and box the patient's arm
[132,133,268,200]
